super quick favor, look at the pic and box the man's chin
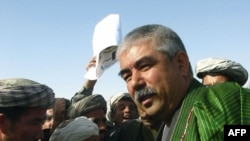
[144,106,159,118]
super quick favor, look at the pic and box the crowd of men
[0,24,249,141]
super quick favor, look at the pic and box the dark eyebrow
[118,69,130,77]
[135,56,155,66]
[118,56,156,77]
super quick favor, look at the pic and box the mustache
[134,87,157,102]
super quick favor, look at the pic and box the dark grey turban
[0,78,55,108]
[67,94,106,119]
[195,57,248,86]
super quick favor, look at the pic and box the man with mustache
[116,24,250,140]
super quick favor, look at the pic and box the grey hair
[117,24,193,74]
[117,24,186,60]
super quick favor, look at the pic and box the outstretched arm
[71,56,98,104]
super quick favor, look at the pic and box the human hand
[86,56,97,71]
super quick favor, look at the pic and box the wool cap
[49,116,99,141]
[195,57,248,86]
[0,78,55,108]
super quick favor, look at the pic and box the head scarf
[66,94,106,119]
[0,78,55,108]
[106,92,134,122]
[49,116,99,141]
[195,57,248,86]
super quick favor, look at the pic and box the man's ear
[175,51,190,76]
[0,114,11,134]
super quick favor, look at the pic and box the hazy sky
[1,0,249,100]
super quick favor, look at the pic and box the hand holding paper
[85,14,122,80]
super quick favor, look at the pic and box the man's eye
[139,64,151,71]
[122,74,131,82]
[118,105,126,111]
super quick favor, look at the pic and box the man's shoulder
[194,82,250,124]
[203,82,249,99]
[110,119,143,141]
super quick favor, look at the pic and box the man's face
[111,100,138,126]
[2,108,47,141]
[42,108,54,130]
[85,109,107,141]
[118,42,186,121]
[202,74,229,86]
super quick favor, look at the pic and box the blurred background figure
[42,108,54,141]
[110,108,162,141]
[43,108,54,130]
[49,116,99,141]
[66,94,107,141]
[106,92,139,137]
[41,98,70,141]
[50,98,71,132]
[195,57,248,86]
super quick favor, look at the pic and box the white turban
[106,92,133,122]
[49,116,99,141]
[195,57,248,86]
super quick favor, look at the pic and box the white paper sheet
[85,14,122,80]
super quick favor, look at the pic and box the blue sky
[1,0,249,100]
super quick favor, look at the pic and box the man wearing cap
[49,116,99,141]
[0,78,55,141]
[195,57,248,86]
